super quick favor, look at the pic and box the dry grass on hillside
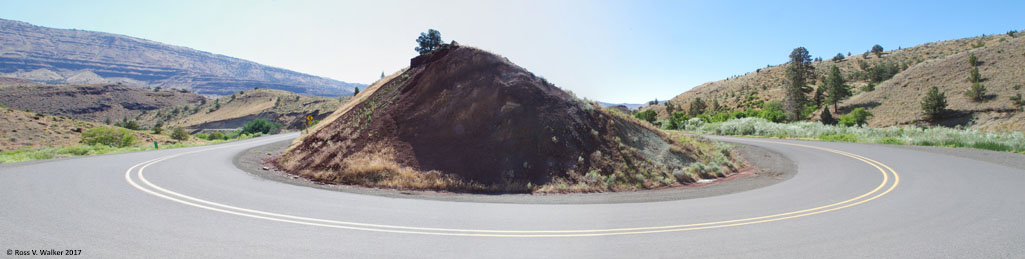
[136,89,349,129]
[651,31,1025,132]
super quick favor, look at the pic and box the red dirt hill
[279,45,739,193]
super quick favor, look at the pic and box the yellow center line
[125,135,899,237]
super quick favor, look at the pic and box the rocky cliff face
[0,18,364,96]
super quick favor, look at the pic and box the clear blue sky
[1,0,1021,103]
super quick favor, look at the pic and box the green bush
[241,119,282,135]
[633,110,657,123]
[81,127,137,148]
[838,107,872,127]
[207,132,226,141]
[171,127,189,141]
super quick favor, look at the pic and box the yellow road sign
[306,115,314,125]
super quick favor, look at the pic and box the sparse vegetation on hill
[649,30,1025,132]
[134,89,348,131]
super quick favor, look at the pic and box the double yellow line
[125,136,899,237]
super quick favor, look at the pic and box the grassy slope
[651,32,1025,132]
[135,89,350,130]
[0,107,229,162]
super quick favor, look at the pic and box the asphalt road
[2,133,1023,258]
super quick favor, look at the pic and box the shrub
[837,107,873,127]
[171,127,189,141]
[207,132,226,141]
[692,117,1025,153]
[633,110,657,123]
[921,86,948,121]
[964,82,987,102]
[968,54,978,67]
[81,127,136,148]
[241,119,281,135]
[1011,93,1025,111]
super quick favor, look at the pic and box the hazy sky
[1,0,1022,103]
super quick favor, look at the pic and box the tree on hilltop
[871,44,884,58]
[415,29,443,55]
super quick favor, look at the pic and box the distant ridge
[0,18,364,96]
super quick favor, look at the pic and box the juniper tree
[415,29,443,55]
[871,44,884,57]
[820,107,836,125]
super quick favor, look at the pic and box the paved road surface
[1,133,1023,258]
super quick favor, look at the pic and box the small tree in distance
[354,87,360,96]
[688,97,707,116]
[921,86,948,121]
[415,29,443,55]
[832,53,845,62]
[871,44,884,58]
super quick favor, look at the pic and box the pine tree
[784,47,813,121]
[968,54,978,67]
[354,87,360,96]
[813,82,825,107]
[965,82,987,102]
[968,67,981,83]
[825,65,851,112]
[820,107,836,125]
[380,72,386,79]
[921,86,948,121]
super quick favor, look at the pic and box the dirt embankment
[279,46,743,193]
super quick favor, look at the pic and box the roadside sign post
[306,115,313,133]
[154,141,158,149]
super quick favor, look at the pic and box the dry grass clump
[289,143,534,193]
